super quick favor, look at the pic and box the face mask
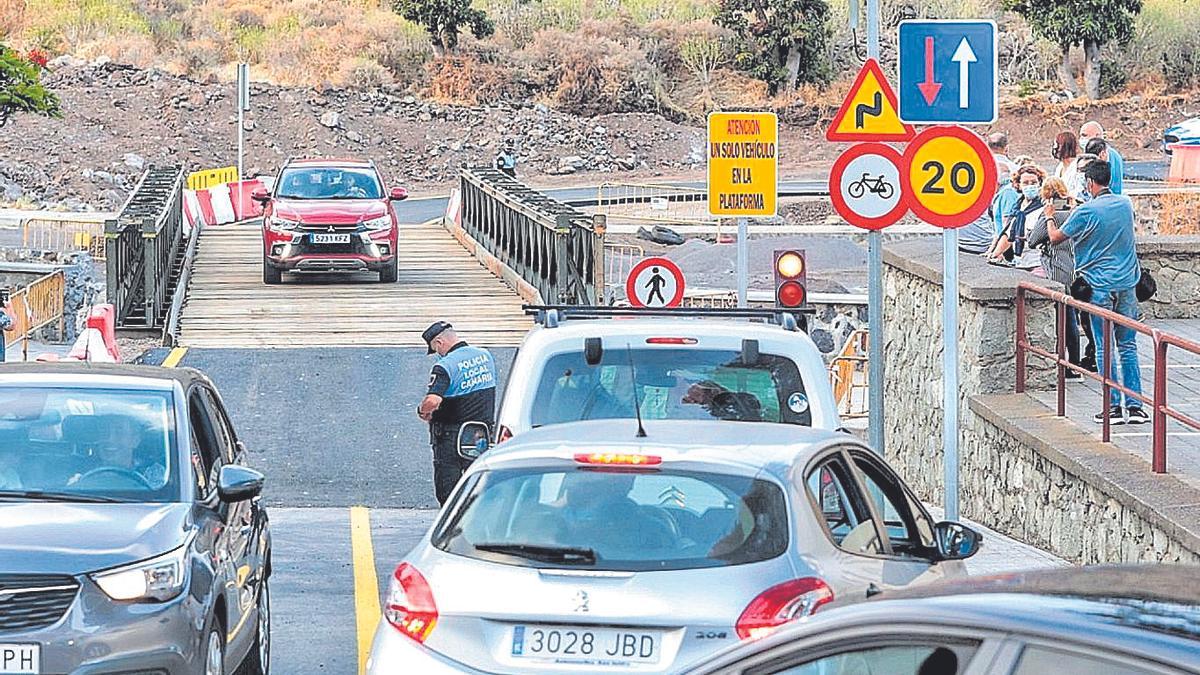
[1022,186,1040,200]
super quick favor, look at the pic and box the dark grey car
[681,564,1200,674]
[0,363,271,675]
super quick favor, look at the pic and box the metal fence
[459,167,605,305]
[1016,281,1200,474]
[18,213,108,260]
[3,270,66,360]
[106,166,186,328]
[595,182,718,226]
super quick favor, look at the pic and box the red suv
[253,158,406,284]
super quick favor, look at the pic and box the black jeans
[1079,307,1096,368]
[1064,305,1081,366]
[430,424,473,506]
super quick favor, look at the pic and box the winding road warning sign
[826,60,915,142]
[627,257,685,308]
[829,143,908,230]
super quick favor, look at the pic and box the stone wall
[882,238,1200,564]
[882,239,1059,500]
[1138,236,1200,320]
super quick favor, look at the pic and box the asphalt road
[141,346,516,509]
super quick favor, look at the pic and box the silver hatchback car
[366,419,981,674]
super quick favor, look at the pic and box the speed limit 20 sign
[901,126,997,228]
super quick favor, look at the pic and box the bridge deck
[177,221,531,348]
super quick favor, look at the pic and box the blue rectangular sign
[898,20,997,124]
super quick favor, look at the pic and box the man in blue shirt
[1080,121,1124,194]
[988,133,1019,238]
[0,290,13,364]
[1047,160,1145,425]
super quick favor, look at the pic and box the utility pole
[237,63,249,206]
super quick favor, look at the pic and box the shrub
[426,55,522,105]
[520,20,657,114]
[1125,0,1200,90]
[339,57,394,88]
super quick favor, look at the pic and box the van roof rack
[522,305,812,332]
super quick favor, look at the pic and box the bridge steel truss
[105,165,186,329]
[458,167,605,306]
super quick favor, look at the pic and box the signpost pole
[236,63,248,212]
[737,217,748,307]
[943,227,960,520]
[865,0,885,456]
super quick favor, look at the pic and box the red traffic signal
[774,250,807,308]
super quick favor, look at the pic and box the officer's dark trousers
[430,425,472,505]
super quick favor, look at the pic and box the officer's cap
[422,321,453,354]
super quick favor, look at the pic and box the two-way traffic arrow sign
[897,20,996,124]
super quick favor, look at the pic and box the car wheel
[205,620,225,675]
[379,256,398,283]
[239,578,271,675]
[263,259,281,285]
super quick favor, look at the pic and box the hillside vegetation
[3,0,1198,118]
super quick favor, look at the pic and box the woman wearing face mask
[987,164,1046,265]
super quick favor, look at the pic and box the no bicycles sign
[829,143,909,230]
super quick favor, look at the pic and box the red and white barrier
[444,188,462,228]
[184,176,275,229]
[46,304,122,363]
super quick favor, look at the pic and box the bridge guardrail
[163,220,202,347]
[459,167,605,305]
[106,165,185,328]
[3,270,66,360]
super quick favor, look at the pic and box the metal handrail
[163,221,202,347]
[106,165,186,328]
[459,167,605,305]
[1015,280,1200,473]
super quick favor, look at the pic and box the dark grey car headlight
[91,544,189,602]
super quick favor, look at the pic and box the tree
[715,0,831,95]
[0,45,61,127]
[392,0,495,58]
[1003,0,1142,99]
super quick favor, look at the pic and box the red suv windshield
[276,166,383,200]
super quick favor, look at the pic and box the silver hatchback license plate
[0,644,39,674]
[310,233,350,244]
[511,625,660,664]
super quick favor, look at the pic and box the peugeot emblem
[572,590,589,613]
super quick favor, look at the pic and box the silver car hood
[0,502,193,575]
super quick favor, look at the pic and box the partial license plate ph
[511,625,660,665]
[310,233,350,244]
[0,644,39,674]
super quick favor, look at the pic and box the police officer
[417,321,498,505]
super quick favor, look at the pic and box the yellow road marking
[351,506,381,675]
[161,347,188,368]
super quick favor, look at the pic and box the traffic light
[774,249,807,308]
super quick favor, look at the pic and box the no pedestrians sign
[707,112,778,217]
[626,257,685,308]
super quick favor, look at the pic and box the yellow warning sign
[826,59,914,142]
[186,166,239,190]
[707,111,778,217]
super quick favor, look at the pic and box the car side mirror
[251,187,271,204]
[933,521,982,560]
[217,465,265,502]
[389,186,408,201]
[458,421,491,460]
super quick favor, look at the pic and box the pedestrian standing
[1028,177,1083,376]
[417,321,498,504]
[1047,161,1146,424]
[495,141,517,178]
[1052,131,1081,185]
[988,133,1019,240]
[1079,121,1124,194]
[0,289,14,364]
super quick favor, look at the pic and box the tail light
[384,563,438,643]
[646,337,698,345]
[574,453,662,466]
[496,425,513,444]
[735,577,833,640]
